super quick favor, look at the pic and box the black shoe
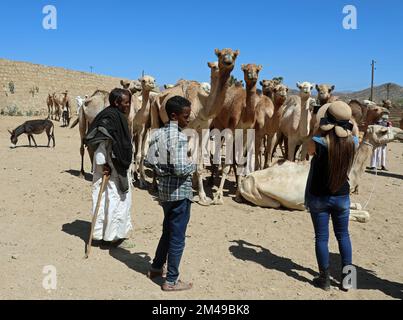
[313,269,330,291]
[381,166,388,171]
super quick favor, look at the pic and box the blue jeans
[151,199,191,284]
[307,194,352,271]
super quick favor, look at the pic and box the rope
[362,166,377,210]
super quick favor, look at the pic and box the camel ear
[214,48,221,57]
[241,64,246,71]
[315,84,320,91]
[311,84,315,91]
[207,62,214,68]
[296,82,301,89]
[234,50,240,58]
[330,85,335,92]
[257,65,263,71]
[286,87,289,92]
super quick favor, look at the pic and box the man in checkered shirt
[145,95,196,291]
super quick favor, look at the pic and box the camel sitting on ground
[278,82,315,161]
[238,124,402,223]
[132,75,157,188]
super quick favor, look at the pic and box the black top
[84,106,133,192]
[307,137,350,197]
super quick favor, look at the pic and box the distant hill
[286,83,403,106]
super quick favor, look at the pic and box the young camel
[46,94,54,120]
[279,82,315,161]
[132,75,157,188]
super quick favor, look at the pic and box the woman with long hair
[305,101,359,291]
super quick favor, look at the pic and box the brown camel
[150,48,239,206]
[212,64,263,205]
[132,75,157,188]
[260,79,282,99]
[46,94,54,120]
[52,91,69,122]
[255,84,288,170]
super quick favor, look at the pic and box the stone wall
[0,58,129,116]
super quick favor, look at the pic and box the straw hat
[319,101,353,138]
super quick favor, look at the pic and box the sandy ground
[0,116,402,300]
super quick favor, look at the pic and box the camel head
[8,129,17,148]
[235,80,244,88]
[120,80,142,94]
[260,79,279,97]
[139,75,156,91]
[241,64,262,87]
[207,61,219,83]
[366,104,390,123]
[272,84,289,101]
[365,125,395,147]
[215,48,239,72]
[297,81,315,98]
[200,82,211,94]
[316,84,335,103]
[382,99,393,110]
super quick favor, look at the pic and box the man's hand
[103,163,111,176]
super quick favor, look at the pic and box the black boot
[313,269,330,291]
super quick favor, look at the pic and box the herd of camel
[46,48,403,219]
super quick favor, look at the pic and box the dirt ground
[0,116,402,300]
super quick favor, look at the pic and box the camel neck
[245,82,258,122]
[206,67,232,118]
[299,95,311,136]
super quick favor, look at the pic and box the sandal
[162,280,193,292]
[111,239,136,249]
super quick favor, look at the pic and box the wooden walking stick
[84,173,110,259]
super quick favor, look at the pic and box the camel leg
[287,138,297,162]
[212,163,231,205]
[28,135,32,147]
[139,129,149,189]
[255,133,263,171]
[264,133,277,168]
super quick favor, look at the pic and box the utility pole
[370,60,376,101]
[90,66,94,74]
[386,82,391,100]
[142,70,145,78]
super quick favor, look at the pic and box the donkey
[8,119,55,148]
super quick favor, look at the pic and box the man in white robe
[92,140,132,243]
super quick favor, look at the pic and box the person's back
[305,101,357,292]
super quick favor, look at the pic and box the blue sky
[0,0,402,91]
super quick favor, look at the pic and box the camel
[132,75,157,188]
[238,124,402,223]
[75,90,110,177]
[260,79,282,99]
[46,94,54,120]
[349,100,390,132]
[52,91,69,122]
[209,64,256,205]
[255,84,289,169]
[279,82,315,161]
[382,99,393,110]
[315,84,338,106]
[149,48,239,206]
